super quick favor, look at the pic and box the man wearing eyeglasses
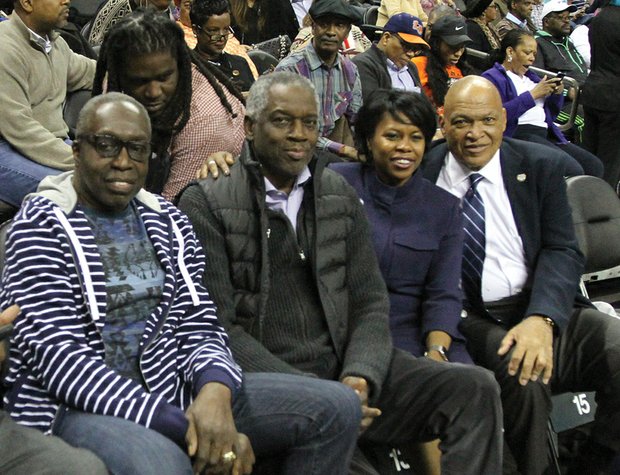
[352,13,426,103]
[0,92,363,475]
[534,0,587,86]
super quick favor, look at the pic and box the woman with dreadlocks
[93,9,246,200]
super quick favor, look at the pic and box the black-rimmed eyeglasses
[77,134,151,163]
[193,25,234,42]
[395,35,425,55]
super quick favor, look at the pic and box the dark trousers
[583,106,620,192]
[351,349,503,475]
[460,307,620,475]
[514,125,604,178]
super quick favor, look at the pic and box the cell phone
[555,72,566,81]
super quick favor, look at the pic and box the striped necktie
[462,173,486,306]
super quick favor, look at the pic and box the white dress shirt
[506,71,547,128]
[436,150,530,302]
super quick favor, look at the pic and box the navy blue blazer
[422,138,588,331]
[332,162,472,363]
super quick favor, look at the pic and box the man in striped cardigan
[0,92,361,475]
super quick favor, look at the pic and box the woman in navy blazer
[332,90,471,364]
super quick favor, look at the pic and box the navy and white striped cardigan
[0,172,242,442]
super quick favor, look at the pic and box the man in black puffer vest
[178,71,503,475]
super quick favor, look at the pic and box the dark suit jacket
[352,44,421,103]
[422,138,588,331]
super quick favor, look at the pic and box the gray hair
[76,92,152,137]
[245,72,320,121]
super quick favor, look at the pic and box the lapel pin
[517,173,526,182]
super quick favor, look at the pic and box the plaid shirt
[163,64,245,201]
[276,43,362,154]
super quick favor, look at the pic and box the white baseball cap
[541,0,577,19]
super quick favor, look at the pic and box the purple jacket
[482,62,566,144]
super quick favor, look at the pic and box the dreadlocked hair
[92,8,192,157]
[189,50,246,119]
[425,36,474,107]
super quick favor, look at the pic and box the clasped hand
[185,383,254,475]
[340,376,381,434]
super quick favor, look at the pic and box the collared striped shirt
[276,43,363,154]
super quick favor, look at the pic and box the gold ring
[222,451,236,463]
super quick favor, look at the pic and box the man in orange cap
[353,13,428,102]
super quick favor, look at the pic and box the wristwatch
[540,316,555,328]
[424,344,449,362]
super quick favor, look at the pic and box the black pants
[460,307,620,475]
[583,106,620,192]
[514,125,604,178]
[350,349,503,475]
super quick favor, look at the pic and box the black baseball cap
[431,15,472,46]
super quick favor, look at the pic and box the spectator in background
[229,0,299,45]
[190,0,254,93]
[88,0,174,46]
[423,3,454,41]
[290,2,371,59]
[533,0,588,141]
[495,0,536,38]
[0,0,95,208]
[533,0,586,86]
[352,13,426,102]
[94,9,245,200]
[376,0,428,26]
[569,23,590,68]
[276,0,362,160]
[482,30,603,177]
[176,0,259,79]
[413,14,473,114]
[582,0,620,193]
[529,0,544,30]
[464,0,501,72]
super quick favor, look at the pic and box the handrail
[465,47,579,132]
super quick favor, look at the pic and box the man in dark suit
[423,75,620,475]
